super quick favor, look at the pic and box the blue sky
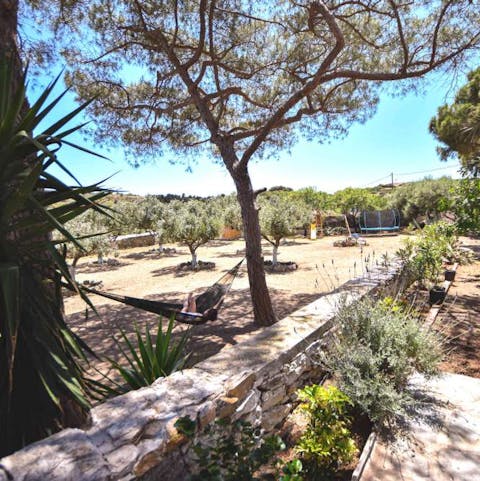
[40,71,463,197]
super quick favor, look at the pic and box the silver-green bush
[323,297,443,428]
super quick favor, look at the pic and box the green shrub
[177,418,285,481]
[295,385,357,477]
[323,298,443,428]
[278,459,304,481]
[397,221,465,287]
[109,316,190,392]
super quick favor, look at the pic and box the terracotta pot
[444,269,456,282]
[429,285,446,305]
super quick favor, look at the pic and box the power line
[364,174,393,187]
[363,162,460,187]
[395,163,460,177]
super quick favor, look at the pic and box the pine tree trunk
[231,165,276,326]
[0,1,21,71]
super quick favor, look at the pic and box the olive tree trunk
[272,242,280,265]
[188,245,198,269]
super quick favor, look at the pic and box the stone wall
[115,233,156,249]
[0,261,403,481]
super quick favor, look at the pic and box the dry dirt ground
[66,234,405,371]
[66,234,480,379]
[434,238,480,378]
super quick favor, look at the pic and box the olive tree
[163,200,222,268]
[331,187,385,217]
[291,187,331,213]
[23,0,480,325]
[259,193,311,264]
[386,177,455,225]
[211,193,243,233]
[64,210,112,270]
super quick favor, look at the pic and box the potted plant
[444,268,456,282]
[429,284,446,305]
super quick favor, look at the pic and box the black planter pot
[444,269,456,282]
[429,285,446,305]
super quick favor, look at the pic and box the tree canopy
[22,0,480,325]
[430,67,480,175]
[331,187,385,217]
[63,210,112,266]
[163,199,222,268]
[386,177,455,225]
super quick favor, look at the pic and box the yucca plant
[0,57,112,456]
[108,317,190,392]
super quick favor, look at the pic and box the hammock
[81,259,244,325]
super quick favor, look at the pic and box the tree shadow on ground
[77,261,131,274]
[215,251,246,259]
[151,261,217,278]
[122,249,182,260]
[281,239,307,246]
[460,241,480,256]
[204,239,237,248]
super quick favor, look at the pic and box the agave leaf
[0,74,26,139]
[61,138,110,159]
[109,315,191,392]
[42,97,95,138]
[119,329,144,374]
[16,71,65,132]
[0,263,20,394]
[135,326,153,381]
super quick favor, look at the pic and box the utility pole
[391,172,394,189]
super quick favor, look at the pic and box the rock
[0,429,109,481]
[233,390,261,419]
[262,404,292,432]
[262,385,287,411]
[217,396,239,418]
[197,401,216,429]
[226,372,256,400]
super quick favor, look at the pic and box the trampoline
[359,209,400,234]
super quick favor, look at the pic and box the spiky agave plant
[0,58,112,456]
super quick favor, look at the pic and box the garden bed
[177,260,216,270]
[263,260,298,272]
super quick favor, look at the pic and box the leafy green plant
[451,177,480,236]
[176,417,285,481]
[109,316,190,391]
[0,58,111,456]
[397,221,464,288]
[323,297,444,428]
[278,459,304,481]
[295,385,357,478]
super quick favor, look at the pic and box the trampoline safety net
[359,209,400,233]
